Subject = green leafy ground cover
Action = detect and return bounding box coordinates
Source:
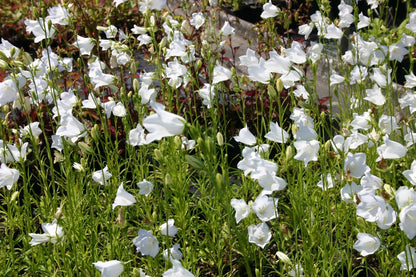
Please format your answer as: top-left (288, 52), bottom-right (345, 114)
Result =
top-left (1, 0), bottom-right (416, 276)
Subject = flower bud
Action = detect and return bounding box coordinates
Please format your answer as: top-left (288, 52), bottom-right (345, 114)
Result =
top-left (10, 191), bottom-right (19, 202)
top-left (285, 145), bottom-right (293, 160)
top-left (324, 140), bottom-right (331, 152)
top-left (195, 59), bottom-right (203, 72)
top-left (174, 136), bottom-right (182, 149)
top-left (154, 149), bottom-right (163, 161)
top-left (268, 84), bottom-right (277, 98)
top-left (165, 173), bottom-right (172, 185)
top-left (149, 15), bottom-right (156, 27)
top-left (133, 78), bottom-right (140, 94)
top-left (276, 251), bottom-right (292, 264)
top-left (78, 141), bottom-right (93, 154)
top-left (383, 184), bottom-right (395, 199)
top-left (216, 173), bottom-right (223, 187)
top-left (216, 132), bottom-right (224, 146)
top-left (91, 124), bottom-right (100, 141)
top-left (276, 78), bottom-right (284, 93)
top-left (291, 124), bottom-right (298, 136)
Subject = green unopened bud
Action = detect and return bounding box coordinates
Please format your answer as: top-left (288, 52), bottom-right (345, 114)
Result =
top-left (130, 61), bottom-right (137, 77)
top-left (0, 51), bottom-right (8, 62)
top-left (206, 136), bottom-right (213, 154)
top-left (11, 60), bottom-right (25, 68)
top-left (150, 15), bottom-right (156, 27)
top-left (91, 124), bottom-right (100, 141)
top-left (120, 87), bottom-right (126, 99)
top-left (291, 124), bottom-right (298, 136)
top-left (276, 251), bottom-right (292, 264)
top-left (159, 37), bottom-right (167, 49)
top-left (174, 136), bottom-right (182, 149)
top-left (127, 90), bottom-right (133, 98)
top-left (216, 173), bottom-right (223, 187)
top-left (195, 59), bottom-right (203, 72)
top-left (231, 67), bottom-right (236, 77)
top-left (47, 19), bottom-right (53, 33)
top-left (285, 145), bottom-right (293, 160)
top-left (276, 78), bottom-right (284, 93)
top-left (197, 137), bottom-right (204, 148)
top-left (216, 132), bottom-right (224, 146)
top-left (383, 184), bottom-right (395, 199)
top-left (165, 173), bottom-right (172, 185)
top-left (268, 84), bottom-right (277, 98)
top-left (154, 149), bottom-right (163, 161)
top-left (78, 141), bottom-right (93, 154)
top-left (133, 78), bottom-right (140, 94)
top-left (10, 191), bottom-right (19, 202)
top-left (324, 140), bottom-right (331, 152)
top-left (2, 104), bottom-right (9, 114)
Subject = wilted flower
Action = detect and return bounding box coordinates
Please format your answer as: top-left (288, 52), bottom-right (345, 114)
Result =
top-left (93, 260), bottom-right (124, 277)
top-left (248, 222), bottom-right (272, 248)
top-left (160, 219), bottom-right (178, 237)
top-left (112, 183), bottom-right (137, 209)
top-left (29, 219), bottom-right (64, 246)
top-left (92, 166), bottom-right (112, 185)
top-left (137, 179), bottom-right (154, 196)
top-left (230, 198), bottom-right (251, 224)
top-left (353, 233), bottom-right (380, 256)
top-left (133, 229), bottom-right (159, 257)
top-left (0, 164), bottom-right (20, 190)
